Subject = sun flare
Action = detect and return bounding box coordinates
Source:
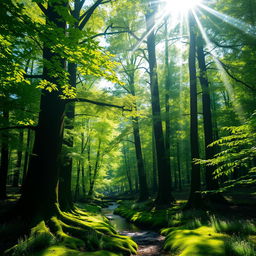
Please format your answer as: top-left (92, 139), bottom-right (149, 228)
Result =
top-left (164, 0), bottom-right (202, 12)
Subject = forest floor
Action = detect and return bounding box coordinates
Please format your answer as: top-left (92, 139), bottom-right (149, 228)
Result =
top-left (0, 186), bottom-right (256, 256)
top-left (114, 186), bottom-right (256, 256)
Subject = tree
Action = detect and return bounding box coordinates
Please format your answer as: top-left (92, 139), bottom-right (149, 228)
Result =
top-left (186, 11), bottom-right (202, 208)
top-left (145, 0), bottom-right (175, 205)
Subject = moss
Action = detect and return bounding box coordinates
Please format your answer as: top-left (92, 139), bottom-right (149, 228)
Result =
top-left (3, 204), bottom-right (137, 256)
top-left (33, 246), bottom-right (121, 256)
top-left (5, 221), bottom-right (57, 256)
top-left (210, 216), bottom-right (256, 235)
top-left (163, 226), bottom-right (227, 256)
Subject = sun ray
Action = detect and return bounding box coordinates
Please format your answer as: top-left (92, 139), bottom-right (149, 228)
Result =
top-left (192, 10), bottom-right (245, 121)
top-left (199, 4), bottom-right (256, 37)
top-left (131, 8), bottom-right (170, 55)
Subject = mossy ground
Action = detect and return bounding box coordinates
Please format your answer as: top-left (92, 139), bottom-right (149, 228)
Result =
top-left (115, 200), bottom-right (256, 256)
top-left (1, 203), bottom-right (137, 256)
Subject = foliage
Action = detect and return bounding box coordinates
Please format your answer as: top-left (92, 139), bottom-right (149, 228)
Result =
top-left (195, 112), bottom-right (256, 191)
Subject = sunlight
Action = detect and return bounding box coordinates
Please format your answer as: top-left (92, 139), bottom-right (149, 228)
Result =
top-left (199, 4), bottom-right (256, 37)
top-left (192, 10), bottom-right (246, 121)
top-left (164, 0), bottom-right (202, 12)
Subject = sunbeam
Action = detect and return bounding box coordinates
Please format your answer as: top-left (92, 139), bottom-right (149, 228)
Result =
top-left (199, 4), bottom-right (256, 37)
top-left (192, 10), bottom-right (246, 121)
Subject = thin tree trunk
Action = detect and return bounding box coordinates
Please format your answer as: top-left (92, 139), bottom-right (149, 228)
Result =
top-left (124, 147), bottom-right (133, 193)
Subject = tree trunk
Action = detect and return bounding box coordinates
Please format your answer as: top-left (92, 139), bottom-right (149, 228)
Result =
top-left (0, 109), bottom-right (9, 199)
top-left (129, 73), bottom-right (149, 201)
top-left (164, 18), bottom-right (173, 190)
top-left (197, 35), bottom-right (226, 204)
top-left (18, 0), bottom-right (67, 219)
top-left (187, 12), bottom-right (202, 207)
top-left (123, 147), bottom-right (133, 193)
top-left (145, 2), bottom-right (175, 205)
top-left (58, 0), bottom-right (80, 211)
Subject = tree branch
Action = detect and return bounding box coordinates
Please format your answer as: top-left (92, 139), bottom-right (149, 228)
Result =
top-left (37, 3), bottom-right (47, 15)
top-left (79, 0), bottom-right (111, 30)
top-left (67, 98), bottom-right (132, 111)
top-left (217, 59), bottom-right (256, 91)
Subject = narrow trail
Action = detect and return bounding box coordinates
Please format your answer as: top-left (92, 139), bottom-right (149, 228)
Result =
top-left (102, 203), bottom-right (170, 256)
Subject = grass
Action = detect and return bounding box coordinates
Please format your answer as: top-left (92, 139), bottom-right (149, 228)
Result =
top-left (225, 236), bottom-right (255, 256)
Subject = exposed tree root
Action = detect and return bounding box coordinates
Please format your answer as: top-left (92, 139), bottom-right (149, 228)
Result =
top-left (1, 206), bottom-right (138, 256)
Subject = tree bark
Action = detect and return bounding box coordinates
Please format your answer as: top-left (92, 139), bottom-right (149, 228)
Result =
top-left (145, 2), bottom-right (175, 205)
top-left (18, 0), bottom-right (67, 219)
top-left (187, 12), bottom-right (202, 208)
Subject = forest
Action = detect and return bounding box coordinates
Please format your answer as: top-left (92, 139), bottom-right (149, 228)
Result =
top-left (0, 0), bottom-right (256, 255)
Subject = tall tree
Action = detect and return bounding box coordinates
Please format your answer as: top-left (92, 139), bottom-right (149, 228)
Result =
top-left (186, 11), bottom-right (202, 207)
top-left (145, 0), bottom-right (175, 205)
top-left (18, 0), bottom-right (68, 218)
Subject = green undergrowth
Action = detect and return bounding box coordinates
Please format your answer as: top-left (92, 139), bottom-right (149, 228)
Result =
top-left (162, 209), bottom-right (256, 256)
top-left (114, 200), bottom-right (185, 229)
top-left (115, 200), bottom-right (256, 256)
top-left (2, 204), bottom-right (137, 256)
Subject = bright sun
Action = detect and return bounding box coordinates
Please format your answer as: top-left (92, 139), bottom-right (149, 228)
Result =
top-left (165, 0), bottom-right (202, 12)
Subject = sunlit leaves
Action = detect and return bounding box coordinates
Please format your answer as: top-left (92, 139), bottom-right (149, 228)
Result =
top-left (195, 114), bottom-right (256, 186)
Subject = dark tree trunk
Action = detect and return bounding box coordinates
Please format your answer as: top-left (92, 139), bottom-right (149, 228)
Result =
top-left (187, 12), bottom-right (202, 207)
top-left (145, 3), bottom-right (175, 205)
top-left (18, 0), bottom-right (67, 219)
top-left (197, 35), bottom-right (226, 204)
top-left (132, 115), bottom-right (149, 201)
top-left (13, 130), bottom-right (24, 187)
top-left (58, 0), bottom-right (81, 211)
top-left (129, 74), bottom-right (149, 201)
top-left (0, 109), bottom-right (9, 199)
